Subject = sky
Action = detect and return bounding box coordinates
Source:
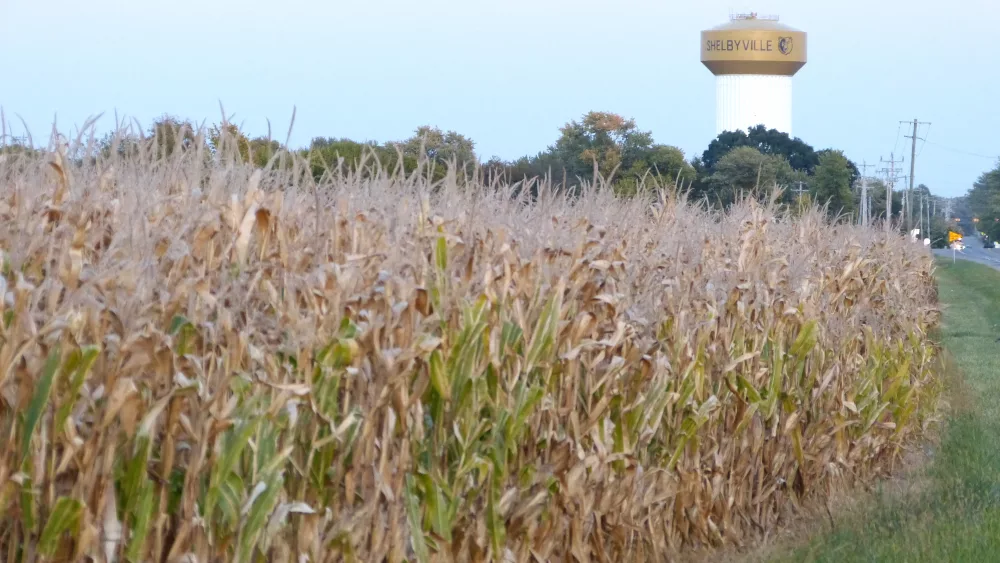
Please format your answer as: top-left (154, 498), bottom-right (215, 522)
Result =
top-left (2, 0), bottom-right (999, 198)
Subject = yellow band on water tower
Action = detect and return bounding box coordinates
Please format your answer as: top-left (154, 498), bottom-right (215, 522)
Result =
top-left (701, 30), bottom-right (807, 76)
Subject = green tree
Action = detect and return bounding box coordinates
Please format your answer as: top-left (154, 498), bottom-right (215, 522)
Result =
top-left (209, 123), bottom-right (252, 162)
top-left (701, 125), bottom-right (819, 173)
top-left (865, 178), bottom-right (904, 225)
top-left (396, 126), bottom-right (477, 178)
top-left (549, 111), bottom-right (654, 183)
top-left (967, 161), bottom-right (1000, 240)
top-left (817, 148), bottom-right (860, 191)
top-left (148, 115), bottom-right (204, 158)
top-left (204, 123), bottom-right (288, 169)
top-left (616, 145), bottom-right (698, 196)
top-left (811, 149), bottom-right (856, 218)
top-left (303, 137), bottom-right (402, 180)
top-left (705, 146), bottom-right (801, 206)
top-left (247, 137), bottom-right (283, 168)
top-left (483, 111), bottom-right (693, 196)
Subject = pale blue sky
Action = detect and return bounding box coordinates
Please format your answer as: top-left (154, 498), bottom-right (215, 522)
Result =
top-left (2, 0), bottom-right (998, 197)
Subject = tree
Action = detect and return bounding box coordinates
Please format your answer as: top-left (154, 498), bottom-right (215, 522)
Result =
top-left (811, 149), bottom-right (856, 218)
top-left (209, 123), bottom-right (252, 162)
top-left (638, 144), bottom-right (697, 183)
top-left (396, 126), bottom-right (477, 178)
top-left (483, 111), bottom-right (693, 196)
top-left (817, 148), bottom-right (860, 191)
top-left (704, 146), bottom-right (801, 206)
top-left (701, 125), bottom-right (819, 173)
top-left (303, 137), bottom-right (399, 180)
top-left (866, 178), bottom-right (903, 225)
top-left (199, 122), bottom-right (288, 169)
top-left (0, 136), bottom-right (38, 157)
top-left (967, 160), bottom-right (1000, 240)
top-left (148, 115), bottom-right (204, 158)
top-left (549, 111), bottom-right (654, 183)
top-left (616, 144), bottom-right (698, 196)
top-left (247, 137), bottom-right (283, 168)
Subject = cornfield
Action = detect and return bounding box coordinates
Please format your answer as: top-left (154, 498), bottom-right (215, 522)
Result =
top-left (0, 126), bottom-right (942, 562)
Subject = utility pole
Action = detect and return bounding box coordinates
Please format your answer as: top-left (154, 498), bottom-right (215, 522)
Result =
top-left (927, 194), bottom-right (933, 242)
top-left (793, 181), bottom-right (808, 203)
top-left (919, 193), bottom-right (925, 239)
top-left (879, 153), bottom-right (904, 232)
top-left (858, 160), bottom-right (876, 227)
top-left (861, 178), bottom-right (869, 227)
top-left (902, 118), bottom-right (931, 232)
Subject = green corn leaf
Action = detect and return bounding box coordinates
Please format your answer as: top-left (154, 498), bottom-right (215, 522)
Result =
top-left (734, 403), bottom-right (760, 435)
top-left (166, 467), bottom-right (186, 516)
top-left (168, 315), bottom-right (197, 356)
top-left (218, 472), bottom-right (245, 528)
top-left (121, 435), bottom-right (152, 517)
top-left (612, 409), bottom-right (626, 471)
top-left (255, 424), bottom-right (280, 476)
top-left (204, 418), bottom-right (261, 522)
top-left (500, 321), bottom-right (523, 356)
top-left (765, 340), bottom-right (785, 419)
top-left (676, 372), bottom-right (697, 411)
top-left (54, 345), bottom-right (100, 435)
top-left (788, 320), bottom-right (818, 361)
top-left (21, 474), bottom-right (36, 535)
top-left (309, 431), bottom-right (335, 492)
top-left (168, 314), bottom-right (190, 335)
top-left (737, 375), bottom-right (763, 404)
top-left (125, 482), bottom-right (156, 562)
top-left (38, 496), bottom-right (83, 558)
top-left (121, 394), bottom-right (171, 518)
top-left (485, 362), bottom-right (499, 401)
top-left (509, 384), bottom-right (544, 448)
top-left (435, 233), bottom-right (448, 273)
top-left (404, 474), bottom-right (430, 563)
top-left (338, 317), bottom-right (359, 339)
top-left (314, 368), bottom-right (342, 422)
top-left (491, 410), bottom-right (510, 472)
top-left (666, 434), bottom-right (689, 472)
top-left (429, 349), bottom-right (450, 401)
top-left (883, 359), bottom-right (911, 403)
top-left (525, 288), bottom-right (562, 371)
top-left (238, 475), bottom-right (284, 563)
top-left (486, 471), bottom-right (506, 560)
top-left (331, 339), bottom-right (356, 369)
top-left (419, 473), bottom-right (453, 542)
top-left (21, 346), bottom-right (62, 464)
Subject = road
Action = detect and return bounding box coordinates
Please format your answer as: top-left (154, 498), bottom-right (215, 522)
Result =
top-left (932, 243), bottom-right (1000, 270)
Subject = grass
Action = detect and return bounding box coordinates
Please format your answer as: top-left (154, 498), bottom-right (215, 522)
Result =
top-left (774, 258), bottom-right (1000, 562)
top-left (0, 125), bottom-right (945, 561)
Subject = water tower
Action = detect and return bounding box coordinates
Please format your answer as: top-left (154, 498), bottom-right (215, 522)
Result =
top-left (701, 13), bottom-right (807, 136)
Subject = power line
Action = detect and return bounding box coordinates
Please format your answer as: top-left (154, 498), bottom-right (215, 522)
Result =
top-left (922, 139), bottom-right (999, 160)
top-left (917, 123), bottom-right (931, 158)
top-left (892, 122), bottom-right (903, 157)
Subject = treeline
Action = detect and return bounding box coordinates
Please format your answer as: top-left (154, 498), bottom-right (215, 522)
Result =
top-left (966, 160), bottom-right (1000, 242)
top-left (1, 110), bottom-right (949, 230)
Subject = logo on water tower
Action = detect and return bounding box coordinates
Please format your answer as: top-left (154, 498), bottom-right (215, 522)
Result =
top-left (778, 36), bottom-right (794, 55)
